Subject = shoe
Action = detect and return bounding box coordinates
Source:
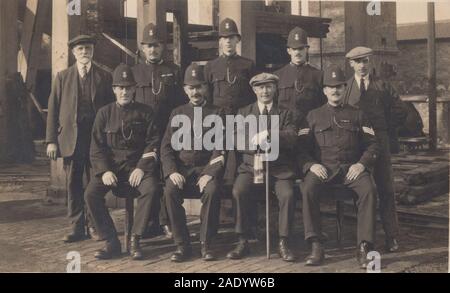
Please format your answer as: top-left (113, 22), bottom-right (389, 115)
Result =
top-left (163, 225), bottom-right (173, 239)
top-left (305, 241), bottom-right (324, 266)
top-left (227, 241), bottom-right (250, 260)
top-left (279, 238), bottom-right (296, 262)
top-left (130, 235), bottom-right (143, 260)
top-left (201, 242), bottom-right (217, 261)
top-left (170, 244), bottom-right (192, 262)
top-left (63, 232), bottom-right (87, 243)
top-left (94, 239), bottom-right (122, 260)
top-left (356, 241), bottom-right (373, 269)
top-left (88, 227), bottom-right (104, 241)
top-left (385, 237), bottom-right (399, 253)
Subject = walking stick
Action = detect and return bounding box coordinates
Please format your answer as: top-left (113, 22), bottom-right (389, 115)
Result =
top-left (265, 149), bottom-right (270, 259)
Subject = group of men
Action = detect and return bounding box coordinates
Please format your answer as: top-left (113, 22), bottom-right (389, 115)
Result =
top-left (46, 17), bottom-right (405, 269)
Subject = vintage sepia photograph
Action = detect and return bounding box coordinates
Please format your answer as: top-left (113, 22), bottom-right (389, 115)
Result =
top-left (0, 0), bottom-right (449, 277)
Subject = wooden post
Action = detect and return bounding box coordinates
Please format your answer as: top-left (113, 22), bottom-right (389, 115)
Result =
top-left (172, 0), bottom-right (189, 71)
top-left (0, 0), bottom-right (19, 162)
top-left (427, 3), bottom-right (437, 151)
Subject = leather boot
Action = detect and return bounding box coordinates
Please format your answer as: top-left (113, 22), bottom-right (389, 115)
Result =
top-left (170, 244), bottom-right (192, 262)
top-left (130, 235), bottom-right (143, 260)
top-left (305, 241), bottom-right (325, 266)
top-left (227, 241), bottom-right (250, 260)
top-left (201, 242), bottom-right (217, 261)
top-left (94, 238), bottom-right (122, 260)
top-left (279, 238), bottom-right (296, 262)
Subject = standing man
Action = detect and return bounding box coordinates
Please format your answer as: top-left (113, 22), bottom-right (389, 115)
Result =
top-left (133, 23), bottom-right (185, 238)
top-left (161, 63), bottom-right (225, 262)
top-left (344, 47), bottom-right (407, 252)
top-left (204, 17), bottom-right (256, 187)
top-left (274, 27), bottom-right (327, 128)
top-left (299, 65), bottom-right (380, 268)
top-left (226, 73), bottom-right (298, 262)
top-left (46, 35), bottom-right (114, 243)
top-left (85, 64), bottom-right (161, 260)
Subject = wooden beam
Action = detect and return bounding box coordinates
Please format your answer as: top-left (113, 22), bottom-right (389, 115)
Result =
top-left (427, 3), bottom-right (437, 151)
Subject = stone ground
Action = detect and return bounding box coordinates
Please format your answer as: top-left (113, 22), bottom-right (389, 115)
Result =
top-left (0, 158), bottom-right (448, 273)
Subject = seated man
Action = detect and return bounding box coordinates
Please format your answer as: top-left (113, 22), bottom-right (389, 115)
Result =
top-left (298, 65), bottom-right (380, 269)
top-left (85, 64), bottom-right (161, 260)
top-left (161, 63), bottom-right (225, 262)
top-left (227, 73), bottom-right (298, 262)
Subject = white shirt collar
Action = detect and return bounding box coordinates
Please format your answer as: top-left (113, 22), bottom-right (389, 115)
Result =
top-left (355, 73), bottom-right (370, 90)
top-left (77, 62), bottom-right (92, 77)
top-left (257, 101), bottom-right (273, 114)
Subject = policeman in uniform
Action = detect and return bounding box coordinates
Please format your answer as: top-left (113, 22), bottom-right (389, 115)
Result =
top-left (204, 18), bottom-right (256, 187)
top-left (133, 23), bottom-right (185, 238)
top-left (161, 63), bottom-right (225, 262)
top-left (344, 47), bottom-right (407, 252)
top-left (85, 64), bottom-right (161, 260)
top-left (274, 27), bottom-right (327, 128)
top-left (46, 34), bottom-right (114, 243)
top-left (298, 65), bottom-right (380, 268)
top-left (226, 73), bottom-right (298, 262)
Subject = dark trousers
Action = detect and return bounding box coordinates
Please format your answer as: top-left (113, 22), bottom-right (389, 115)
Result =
top-left (232, 172), bottom-right (296, 239)
top-left (374, 131), bottom-right (399, 238)
top-left (164, 172), bottom-right (221, 245)
top-left (300, 171), bottom-right (377, 244)
top-left (63, 126), bottom-right (92, 234)
top-left (84, 174), bottom-right (160, 241)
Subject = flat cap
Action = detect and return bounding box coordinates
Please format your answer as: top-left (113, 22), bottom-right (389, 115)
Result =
top-left (323, 64), bottom-right (346, 87)
top-left (184, 63), bottom-right (206, 86)
top-left (68, 34), bottom-right (96, 49)
top-left (249, 72), bottom-right (279, 87)
top-left (345, 46), bottom-right (373, 60)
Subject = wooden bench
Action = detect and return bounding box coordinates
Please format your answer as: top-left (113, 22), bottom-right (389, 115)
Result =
top-left (398, 136), bottom-right (429, 152)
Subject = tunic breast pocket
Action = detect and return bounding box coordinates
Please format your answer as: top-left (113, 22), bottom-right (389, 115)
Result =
top-left (160, 74), bottom-right (175, 93)
top-left (314, 124), bottom-right (333, 147)
top-left (340, 124), bottom-right (359, 148)
top-left (212, 71), bottom-right (227, 98)
top-left (104, 127), bottom-right (120, 148)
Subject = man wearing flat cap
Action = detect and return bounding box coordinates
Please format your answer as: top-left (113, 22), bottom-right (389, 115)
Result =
top-left (274, 27), bottom-right (327, 129)
top-left (344, 46), bottom-right (407, 252)
top-left (132, 22), bottom-right (185, 240)
top-left (161, 63), bottom-right (225, 262)
top-left (204, 17), bottom-right (257, 189)
top-left (298, 65), bottom-right (380, 268)
top-left (85, 64), bottom-right (161, 260)
top-left (227, 73), bottom-right (298, 262)
top-left (46, 34), bottom-right (114, 243)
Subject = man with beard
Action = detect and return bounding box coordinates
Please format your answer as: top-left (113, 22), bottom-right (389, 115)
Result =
top-left (298, 65), bottom-right (379, 269)
top-left (46, 35), bottom-right (114, 243)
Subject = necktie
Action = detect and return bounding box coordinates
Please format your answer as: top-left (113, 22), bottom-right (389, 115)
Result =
top-left (81, 66), bottom-right (88, 81)
top-left (360, 78), bottom-right (366, 96)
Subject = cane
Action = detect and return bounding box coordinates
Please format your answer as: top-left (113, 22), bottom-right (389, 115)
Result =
top-left (265, 148), bottom-right (270, 259)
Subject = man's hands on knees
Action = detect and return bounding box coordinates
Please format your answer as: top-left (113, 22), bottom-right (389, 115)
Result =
top-left (197, 175), bottom-right (212, 193)
top-left (102, 171), bottom-right (118, 187)
top-left (46, 143), bottom-right (58, 161)
top-left (129, 168), bottom-right (144, 187)
top-left (346, 163), bottom-right (365, 181)
top-left (169, 172), bottom-right (185, 189)
top-left (310, 164), bottom-right (328, 180)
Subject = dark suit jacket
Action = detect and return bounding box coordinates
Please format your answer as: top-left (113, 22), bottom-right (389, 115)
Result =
top-left (235, 102), bottom-right (298, 180)
top-left (46, 64), bottom-right (114, 158)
